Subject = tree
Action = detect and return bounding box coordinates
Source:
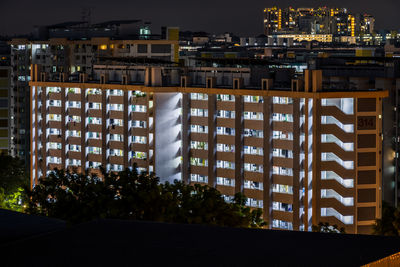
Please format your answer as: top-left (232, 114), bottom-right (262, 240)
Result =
top-left (0, 154), bottom-right (27, 193)
top-left (312, 222), bottom-right (346, 234)
top-left (27, 167), bottom-right (266, 228)
top-left (373, 202), bottom-right (400, 236)
top-left (0, 154), bottom-right (28, 212)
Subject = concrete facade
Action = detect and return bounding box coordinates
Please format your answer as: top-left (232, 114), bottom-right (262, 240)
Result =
top-left (29, 65), bottom-right (388, 234)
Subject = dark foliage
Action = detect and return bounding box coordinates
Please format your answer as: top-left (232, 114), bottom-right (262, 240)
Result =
top-left (0, 154), bottom-right (27, 193)
top-left (373, 202), bottom-right (400, 236)
top-left (312, 222), bottom-right (346, 234)
top-left (26, 167), bottom-right (266, 228)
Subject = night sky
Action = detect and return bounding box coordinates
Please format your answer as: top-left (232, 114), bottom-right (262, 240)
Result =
top-left (0, 0), bottom-right (399, 36)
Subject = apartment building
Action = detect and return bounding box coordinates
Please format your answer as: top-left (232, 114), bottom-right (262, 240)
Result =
top-left (9, 33), bottom-right (178, 166)
top-left (0, 66), bottom-right (10, 155)
top-left (263, 6), bottom-right (374, 38)
top-left (29, 63), bottom-right (387, 234)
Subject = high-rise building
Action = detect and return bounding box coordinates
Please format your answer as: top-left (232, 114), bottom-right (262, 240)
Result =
top-left (29, 64), bottom-right (388, 234)
top-left (0, 66), bottom-right (10, 155)
top-left (0, 41), bottom-right (11, 155)
top-left (9, 25), bottom-right (179, 167)
top-left (263, 6), bottom-right (374, 39)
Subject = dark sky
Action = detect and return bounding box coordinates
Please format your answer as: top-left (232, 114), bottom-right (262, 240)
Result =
top-left (1, 0), bottom-right (399, 36)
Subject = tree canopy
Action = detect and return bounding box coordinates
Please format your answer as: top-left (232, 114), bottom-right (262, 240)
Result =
top-left (312, 222), bottom-right (346, 234)
top-left (0, 154), bottom-right (28, 212)
top-left (0, 154), bottom-right (27, 193)
top-left (27, 167), bottom-right (266, 228)
top-left (373, 202), bottom-right (400, 236)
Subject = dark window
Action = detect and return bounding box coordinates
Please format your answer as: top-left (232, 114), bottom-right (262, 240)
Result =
top-left (0, 99), bottom-right (8, 108)
top-left (358, 189), bottom-right (376, 203)
top-left (357, 98), bottom-right (376, 112)
top-left (358, 170), bottom-right (376, 185)
top-left (0, 69), bottom-right (8, 77)
top-left (151, 44), bottom-right (171, 53)
top-left (137, 44), bottom-right (148, 53)
top-left (358, 152), bottom-right (376, 167)
top-left (358, 134), bottom-right (376, 148)
top-left (358, 207), bottom-right (376, 221)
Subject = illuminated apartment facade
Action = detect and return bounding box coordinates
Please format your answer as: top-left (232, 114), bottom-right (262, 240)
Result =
top-left (29, 65), bottom-right (387, 234)
top-left (9, 35), bottom-right (178, 166)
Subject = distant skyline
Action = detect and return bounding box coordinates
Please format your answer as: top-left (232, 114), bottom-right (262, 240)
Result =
top-left (0, 0), bottom-right (399, 36)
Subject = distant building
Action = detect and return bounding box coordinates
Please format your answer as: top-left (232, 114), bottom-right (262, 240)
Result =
top-left (0, 41), bottom-right (11, 156)
top-left (263, 7), bottom-right (375, 41)
top-left (0, 65), bottom-right (10, 155)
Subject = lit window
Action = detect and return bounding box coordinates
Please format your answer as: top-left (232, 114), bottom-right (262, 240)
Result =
top-left (191, 141), bottom-right (208, 150)
top-left (47, 87), bottom-right (61, 94)
top-left (217, 110), bottom-right (235, 119)
top-left (108, 104), bottom-right (123, 111)
top-left (47, 142), bottom-right (61, 150)
top-left (244, 129), bottom-right (263, 138)
top-left (216, 127), bottom-right (235, 136)
top-left (68, 144), bottom-right (81, 152)
top-left (190, 174), bottom-right (208, 183)
top-left (243, 146), bottom-right (263, 155)
top-left (216, 160), bottom-right (235, 170)
top-left (87, 117), bottom-right (102, 125)
top-left (244, 180), bottom-right (263, 190)
top-left (131, 151), bottom-right (146, 159)
top-left (190, 93), bottom-right (208, 100)
top-left (131, 120), bottom-right (146, 128)
top-left (67, 101), bottom-right (81, 108)
top-left (67, 130), bottom-right (81, 138)
top-left (272, 184), bottom-right (293, 194)
top-left (108, 89), bottom-right (124, 96)
top-left (88, 102), bottom-right (102, 109)
top-left (87, 132), bottom-right (101, 140)
top-left (217, 143), bottom-right (235, 152)
top-left (88, 147), bottom-right (102, 155)
top-left (67, 116), bottom-right (81, 123)
top-left (217, 177), bottom-right (235, 187)
top-left (109, 119), bottom-right (123, 127)
top-left (244, 95), bottom-right (263, 103)
top-left (47, 156), bottom-right (61, 164)
top-left (47, 114), bottom-right (62, 122)
top-left (86, 88), bottom-right (102, 95)
top-left (67, 88), bottom-right (81, 94)
top-left (132, 136), bottom-right (147, 144)
top-left (217, 94), bottom-right (235, 101)
top-left (110, 134), bottom-right (123, 142)
top-left (191, 108), bottom-right (208, 117)
top-left (190, 157), bottom-right (208, 167)
top-left (88, 161), bottom-right (101, 169)
top-left (243, 112), bottom-right (263, 120)
top-left (244, 163), bottom-right (263, 173)
top-left (130, 105), bottom-right (146, 113)
top-left (191, 124), bottom-right (208, 133)
top-left (48, 100), bottom-right (62, 107)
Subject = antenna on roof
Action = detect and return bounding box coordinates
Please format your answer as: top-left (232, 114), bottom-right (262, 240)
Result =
top-left (81, 7), bottom-right (93, 26)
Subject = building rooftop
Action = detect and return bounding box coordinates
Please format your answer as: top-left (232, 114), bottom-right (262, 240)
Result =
top-left (91, 20), bottom-right (142, 28)
top-left (46, 21), bottom-right (88, 29)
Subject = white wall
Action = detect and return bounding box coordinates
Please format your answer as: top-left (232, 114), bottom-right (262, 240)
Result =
top-left (154, 93), bottom-right (182, 183)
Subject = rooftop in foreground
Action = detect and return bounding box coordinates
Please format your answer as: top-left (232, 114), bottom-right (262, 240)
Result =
top-left (1, 211), bottom-right (399, 266)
